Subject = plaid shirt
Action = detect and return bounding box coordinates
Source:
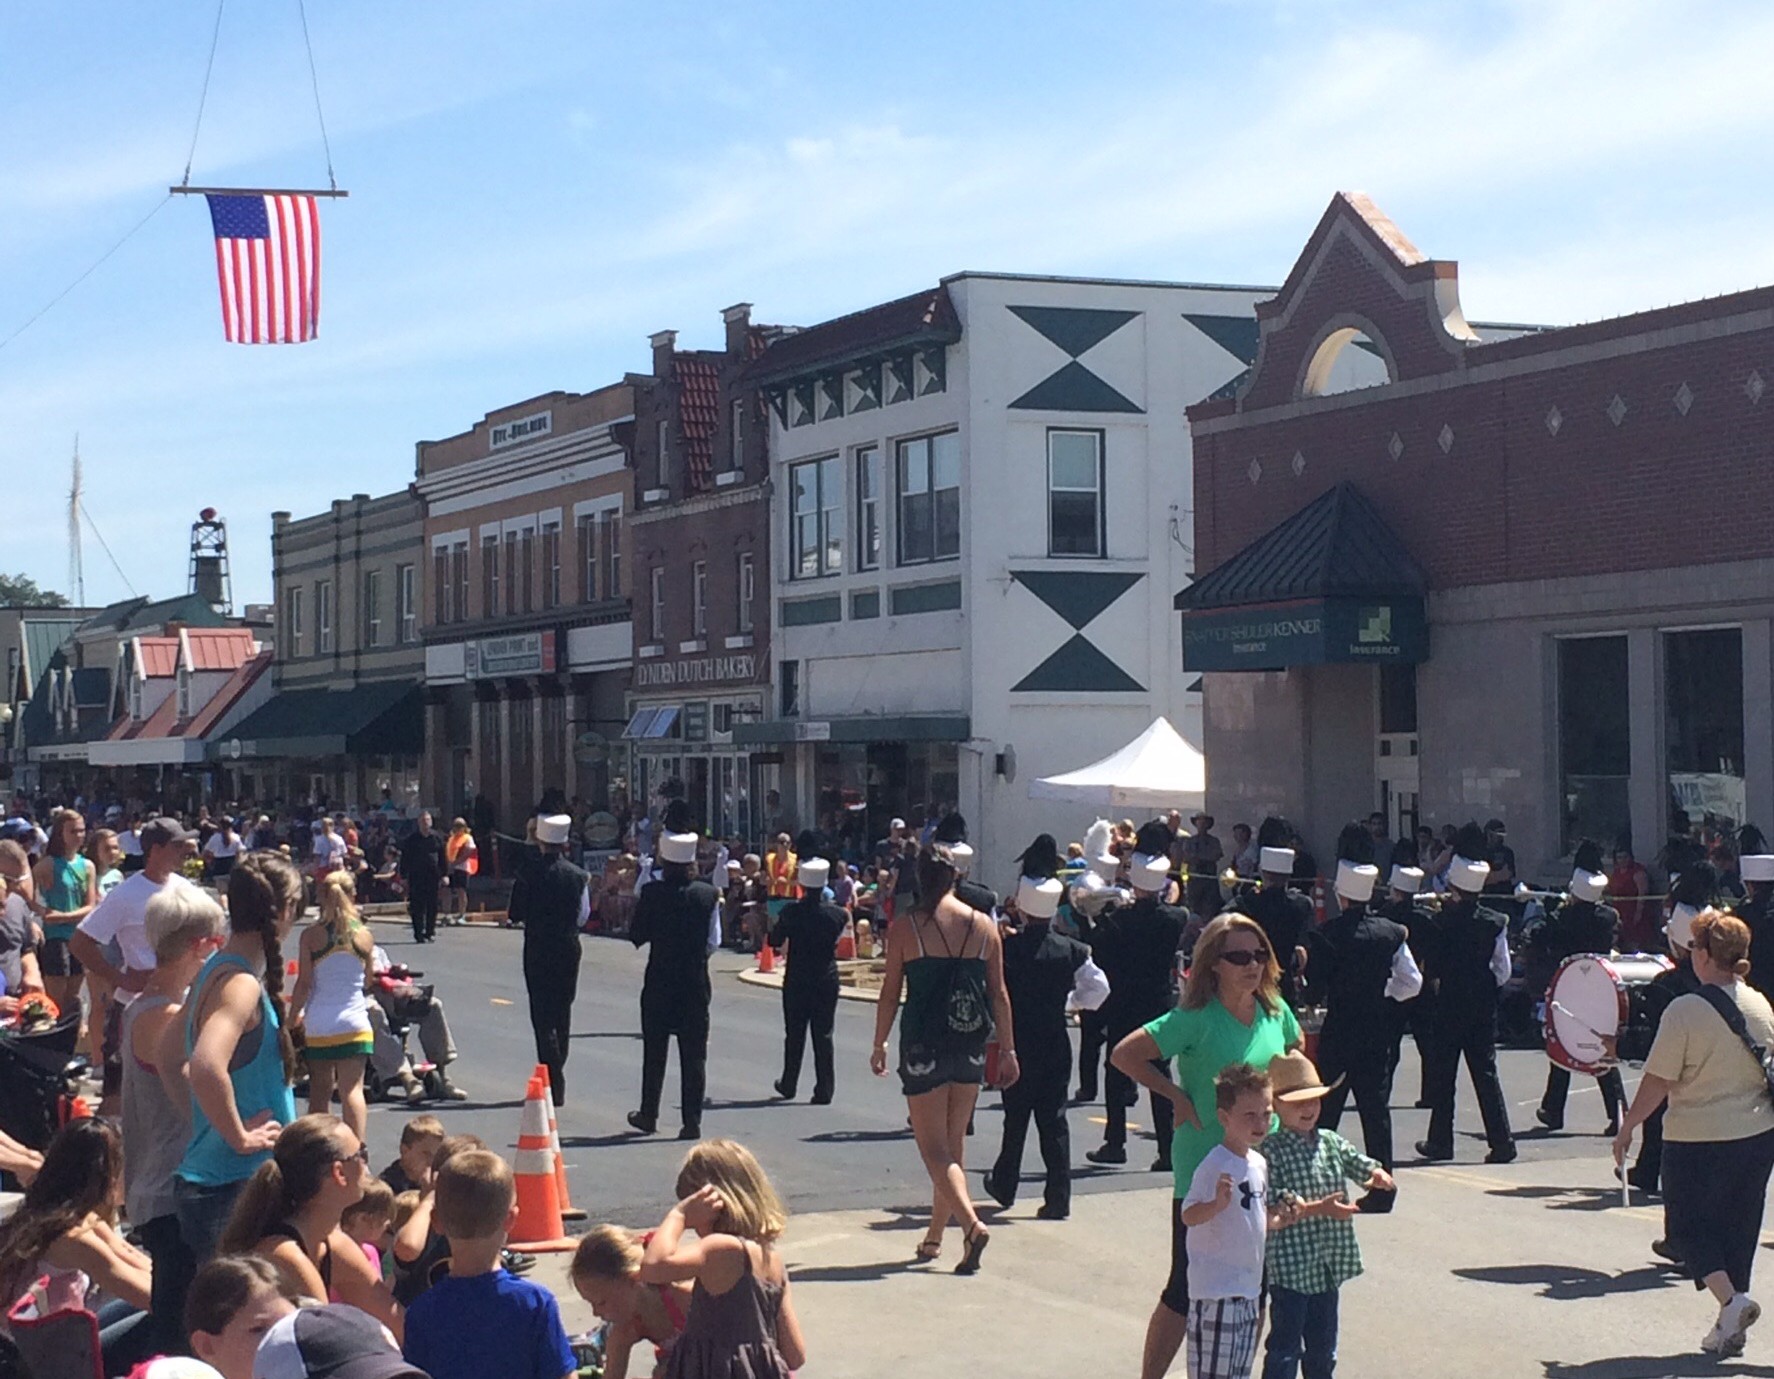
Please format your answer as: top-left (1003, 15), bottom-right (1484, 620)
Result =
top-left (1259, 1127), bottom-right (1378, 1293)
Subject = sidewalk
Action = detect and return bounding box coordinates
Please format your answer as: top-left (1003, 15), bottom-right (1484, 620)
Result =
top-left (537, 1152), bottom-right (1774, 1377)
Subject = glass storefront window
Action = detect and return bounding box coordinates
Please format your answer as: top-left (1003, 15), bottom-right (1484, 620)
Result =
top-left (1559, 636), bottom-right (1630, 852)
top-left (811, 741), bottom-right (961, 862)
top-left (1665, 627), bottom-right (1745, 841)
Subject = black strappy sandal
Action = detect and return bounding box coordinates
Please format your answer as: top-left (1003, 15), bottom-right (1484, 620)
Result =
top-left (915, 1236), bottom-right (943, 1262)
top-left (956, 1223), bottom-right (990, 1275)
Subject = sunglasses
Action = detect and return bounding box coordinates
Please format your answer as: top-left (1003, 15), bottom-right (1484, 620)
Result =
top-left (1218, 948), bottom-right (1269, 967)
top-left (336, 1145), bottom-right (370, 1165)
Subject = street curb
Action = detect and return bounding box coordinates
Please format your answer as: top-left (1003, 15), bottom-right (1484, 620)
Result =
top-left (735, 966), bottom-right (888, 1005)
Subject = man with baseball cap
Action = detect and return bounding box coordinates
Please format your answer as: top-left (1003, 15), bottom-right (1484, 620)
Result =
top-left (254, 1302), bottom-right (423, 1379)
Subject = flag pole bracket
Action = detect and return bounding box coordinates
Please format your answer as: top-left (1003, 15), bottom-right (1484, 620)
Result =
top-left (170, 186), bottom-right (348, 198)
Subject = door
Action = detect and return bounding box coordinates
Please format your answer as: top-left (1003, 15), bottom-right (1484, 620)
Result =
top-left (1376, 665), bottom-right (1420, 846)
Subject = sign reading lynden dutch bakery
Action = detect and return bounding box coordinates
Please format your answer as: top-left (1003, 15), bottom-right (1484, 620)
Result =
top-left (1181, 598), bottom-right (1428, 672)
top-left (634, 653), bottom-right (758, 689)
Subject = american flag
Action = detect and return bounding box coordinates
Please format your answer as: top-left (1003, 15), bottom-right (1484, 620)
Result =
top-left (205, 193), bottom-right (321, 344)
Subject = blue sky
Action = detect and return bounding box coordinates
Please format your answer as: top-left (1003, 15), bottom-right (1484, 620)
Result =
top-left (4, 0), bottom-right (1772, 609)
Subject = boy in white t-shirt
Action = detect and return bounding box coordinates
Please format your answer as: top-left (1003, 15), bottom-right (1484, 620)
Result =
top-left (1180, 1063), bottom-right (1300, 1379)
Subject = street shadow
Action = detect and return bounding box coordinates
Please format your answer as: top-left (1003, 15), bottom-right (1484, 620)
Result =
top-left (559, 1132), bottom-right (680, 1149)
top-left (867, 1208), bottom-right (945, 1232)
top-left (570, 1030), bottom-right (643, 1040)
top-left (436, 1098), bottom-right (523, 1114)
top-left (803, 1128), bottom-right (914, 1144)
top-left (1544, 1356), bottom-right (1774, 1378)
top-left (703, 1097), bottom-right (785, 1111)
top-left (1487, 1185), bottom-right (1635, 1213)
top-left (1453, 1263), bottom-right (1677, 1301)
top-left (787, 1259), bottom-right (916, 1283)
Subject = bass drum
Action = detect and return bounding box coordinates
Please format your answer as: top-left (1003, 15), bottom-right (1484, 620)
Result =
top-left (1544, 952), bottom-right (1672, 1075)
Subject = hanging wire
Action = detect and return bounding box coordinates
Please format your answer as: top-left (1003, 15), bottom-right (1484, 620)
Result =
top-left (296, 0), bottom-right (337, 192)
top-left (182, 0), bottom-right (228, 187)
top-left (0, 195), bottom-right (173, 356)
top-left (78, 499), bottom-right (139, 596)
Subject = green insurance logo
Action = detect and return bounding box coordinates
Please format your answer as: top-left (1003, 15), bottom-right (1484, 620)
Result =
top-left (1357, 606), bottom-right (1392, 645)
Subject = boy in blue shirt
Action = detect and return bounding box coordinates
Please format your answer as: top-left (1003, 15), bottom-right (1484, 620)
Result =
top-left (403, 1149), bottom-right (576, 1379)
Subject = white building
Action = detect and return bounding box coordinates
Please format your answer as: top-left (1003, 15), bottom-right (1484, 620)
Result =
top-left (735, 271), bottom-right (1348, 883)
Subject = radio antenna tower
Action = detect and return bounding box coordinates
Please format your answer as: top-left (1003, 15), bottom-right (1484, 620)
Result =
top-left (189, 508), bottom-right (232, 614)
top-left (68, 437), bottom-right (86, 605)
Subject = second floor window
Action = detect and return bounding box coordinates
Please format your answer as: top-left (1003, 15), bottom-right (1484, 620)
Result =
top-left (364, 569), bottom-right (382, 646)
top-left (542, 524), bottom-right (561, 609)
top-left (737, 552), bottom-right (754, 633)
top-left (731, 399), bottom-right (745, 471)
top-left (503, 532), bottom-right (519, 615)
top-left (657, 419), bottom-right (671, 489)
top-left (692, 560), bottom-right (707, 638)
top-left (602, 510), bottom-right (623, 597)
top-left (856, 444), bottom-right (881, 571)
top-left (315, 580), bottom-right (334, 654)
top-left (482, 535), bottom-right (499, 618)
top-left (397, 564), bottom-right (416, 643)
top-left (1048, 429), bottom-right (1105, 557)
top-left (287, 585), bottom-right (305, 656)
top-left (650, 567), bottom-right (665, 642)
top-left (519, 529), bottom-right (536, 613)
top-left (790, 455), bottom-right (843, 578)
top-left (896, 430), bottom-right (960, 565)
top-left (578, 515), bottom-right (597, 602)
top-left (432, 546), bottom-right (450, 624)
top-left (450, 542), bottom-right (468, 626)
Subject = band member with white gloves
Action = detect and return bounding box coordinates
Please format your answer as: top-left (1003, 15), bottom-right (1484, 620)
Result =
top-left (628, 830), bottom-right (721, 1140)
top-left (1537, 856), bottom-right (1626, 1135)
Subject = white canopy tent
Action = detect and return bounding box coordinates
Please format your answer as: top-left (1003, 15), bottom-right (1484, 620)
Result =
top-left (1026, 716), bottom-right (1207, 813)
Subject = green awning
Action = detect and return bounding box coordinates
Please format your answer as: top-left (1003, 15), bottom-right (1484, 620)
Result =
top-left (218, 681), bottom-right (423, 760)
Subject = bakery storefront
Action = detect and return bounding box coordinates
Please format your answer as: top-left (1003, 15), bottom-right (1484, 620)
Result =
top-left (625, 648), bottom-right (771, 845)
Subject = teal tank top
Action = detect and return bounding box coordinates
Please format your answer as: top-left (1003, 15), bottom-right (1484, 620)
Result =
top-left (177, 951), bottom-right (297, 1186)
top-left (42, 856), bottom-right (91, 941)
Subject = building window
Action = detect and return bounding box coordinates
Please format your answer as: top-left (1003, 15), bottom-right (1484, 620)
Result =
top-left (519, 529), bottom-right (536, 613)
top-left (481, 535), bottom-right (499, 618)
top-left (397, 564), bottom-right (416, 643)
top-left (657, 419), bottom-right (672, 489)
top-left (177, 668), bottom-right (192, 719)
top-left (896, 430), bottom-right (960, 565)
top-left (1558, 637), bottom-right (1629, 852)
top-left (1048, 429), bottom-right (1105, 557)
top-left (431, 546), bottom-right (449, 625)
top-left (541, 523), bottom-right (561, 609)
top-left (510, 696), bottom-right (534, 771)
top-left (450, 542), bottom-right (468, 627)
top-left (731, 399), bottom-right (745, 471)
top-left (315, 580), bottom-right (334, 654)
top-left (541, 694), bottom-right (566, 770)
top-left (692, 561), bottom-right (708, 638)
top-left (790, 456), bottom-right (843, 578)
top-left (286, 585), bottom-right (305, 655)
top-left (781, 660), bottom-right (800, 717)
top-left (650, 567), bottom-right (665, 643)
top-left (1665, 627), bottom-right (1745, 842)
top-left (856, 444), bottom-right (881, 571)
top-left (364, 569), bottom-right (382, 647)
top-left (577, 515), bottom-right (597, 603)
top-left (602, 510), bottom-right (622, 597)
top-left (503, 532), bottom-right (519, 615)
top-left (737, 551), bottom-right (754, 633)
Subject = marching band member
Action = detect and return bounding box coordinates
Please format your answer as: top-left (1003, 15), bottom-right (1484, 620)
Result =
top-left (628, 830), bottom-right (721, 1140)
top-left (1071, 821), bottom-right (1126, 1106)
top-left (1240, 843), bottom-right (1314, 1010)
top-left (1536, 853), bottom-right (1626, 1135)
top-left (770, 857), bottom-right (848, 1105)
top-left (1381, 865), bottom-right (1435, 1107)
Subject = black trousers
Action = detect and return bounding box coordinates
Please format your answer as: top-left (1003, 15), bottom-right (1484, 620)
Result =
top-left (409, 881), bottom-right (439, 942)
top-left (1389, 993), bottom-right (1436, 1102)
top-left (1317, 1038), bottom-right (1396, 1168)
top-left (1076, 1008), bottom-right (1108, 1100)
top-left (1424, 1016), bottom-right (1514, 1153)
top-left (1540, 1064), bottom-right (1625, 1128)
top-left (640, 991), bottom-right (709, 1129)
top-left (1105, 1044), bottom-right (1175, 1160)
top-left (140, 1212), bottom-right (193, 1354)
top-left (990, 1067), bottom-right (1071, 1213)
top-left (1634, 1103), bottom-right (1667, 1186)
top-left (779, 975), bottom-right (838, 1099)
top-left (524, 941), bottom-right (581, 1105)
top-left (1663, 1128), bottom-right (1774, 1293)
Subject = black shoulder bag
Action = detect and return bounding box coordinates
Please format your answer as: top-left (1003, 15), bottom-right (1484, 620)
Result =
top-left (1694, 985), bottom-right (1774, 1101)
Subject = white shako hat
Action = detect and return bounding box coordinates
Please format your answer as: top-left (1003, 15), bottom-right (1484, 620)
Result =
top-left (1744, 855), bottom-right (1774, 884)
top-left (1569, 869), bottom-right (1608, 904)
top-left (1016, 876), bottom-right (1063, 920)
top-left (798, 858), bottom-right (831, 890)
top-left (659, 831), bottom-right (699, 865)
top-left (947, 842), bottom-right (974, 875)
top-left (1667, 903), bottom-right (1700, 949)
top-left (1083, 820), bottom-right (1118, 882)
top-left (1335, 861), bottom-right (1379, 904)
top-left (536, 814), bottom-right (571, 846)
top-left (1260, 846), bottom-right (1295, 875)
top-left (1389, 865), bottom-right (1425, 895)
top-left (1130, 853), bottom-right (1170, 893)
top-left (1447, 855), bottom-right (1490, 894)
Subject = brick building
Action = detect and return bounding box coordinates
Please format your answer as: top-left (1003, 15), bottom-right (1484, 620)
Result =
top-left (1181, 192), bottom-right (1774, 878)
top-left (624, 305), bottom-right (781, 844)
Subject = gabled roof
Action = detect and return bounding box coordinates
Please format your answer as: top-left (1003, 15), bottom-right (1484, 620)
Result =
top-left (21, 618), bottom-right (79, 691)
top-left (183, 627), bottom-right (258, 672)
top-left (82, 593), bottom-right (230, 638)
top-left (738, 285), bottom-right (959, 387)
top-left (1176, 482), bottom-right (1426, 611)
top-left (134, 636), bottom-right (180, 679)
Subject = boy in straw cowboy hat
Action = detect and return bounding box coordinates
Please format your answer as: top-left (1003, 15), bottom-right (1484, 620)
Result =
top-left (1258, 1050), bottom-right (1395, 1379)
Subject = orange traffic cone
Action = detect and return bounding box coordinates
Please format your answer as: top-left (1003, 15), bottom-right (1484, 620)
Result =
top-left (533, 1065), bottom-right (587, 1222)
top-left (509, 1076), bottom-right (574, 1252)
top-left (757, 943), bottom-right (776, 974)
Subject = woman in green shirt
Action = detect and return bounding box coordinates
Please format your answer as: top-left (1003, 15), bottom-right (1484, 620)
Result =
top-left (1110, 912), bottom-right (1301, 1379)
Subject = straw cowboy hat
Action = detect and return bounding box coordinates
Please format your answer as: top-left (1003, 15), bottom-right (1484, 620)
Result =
top-left (1267, 1049), bottom-right (1344, 1103)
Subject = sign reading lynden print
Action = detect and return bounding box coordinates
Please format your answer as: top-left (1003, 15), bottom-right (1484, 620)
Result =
top-left (634, 652), bottom-right (758, 689)
top-left (1181, 598), bottom-right (1428, 672)
top-left (466, 630), bottom-right (556, 679)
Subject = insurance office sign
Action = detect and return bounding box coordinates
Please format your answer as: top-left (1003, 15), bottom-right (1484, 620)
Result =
top-left (1181, 598), bottom-right (1427, 672)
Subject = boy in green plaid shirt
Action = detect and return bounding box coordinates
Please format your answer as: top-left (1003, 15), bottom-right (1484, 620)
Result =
top-left (1259, 1051), bottom-right (1395, 1379)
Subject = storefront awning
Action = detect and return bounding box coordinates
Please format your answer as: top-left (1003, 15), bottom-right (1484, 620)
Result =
top-left (732, 715), bottom-right (970, 746)
top-left (1175, 482), bottom-right (1428, 671)
top-left (217, 681), bottom-right (423, 760)
top-left (623, 705), bottom-right (680, 740)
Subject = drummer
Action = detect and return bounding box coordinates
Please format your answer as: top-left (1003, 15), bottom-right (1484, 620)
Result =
top-left (1536, 849), bottom-right (1626, 1136)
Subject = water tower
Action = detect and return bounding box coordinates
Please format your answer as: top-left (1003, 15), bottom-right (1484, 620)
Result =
top-left (189, 508), bottom-right (233, 614)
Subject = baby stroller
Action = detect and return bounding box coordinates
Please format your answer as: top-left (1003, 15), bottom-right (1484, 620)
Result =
top-left (0, 1010), bottom-right (89, 1152)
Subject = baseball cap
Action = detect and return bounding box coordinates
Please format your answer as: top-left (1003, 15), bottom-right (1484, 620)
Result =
top-left (141, 817), bottom-right (197, 850)
top-left (253, 1305), bottom-right (425, 1379)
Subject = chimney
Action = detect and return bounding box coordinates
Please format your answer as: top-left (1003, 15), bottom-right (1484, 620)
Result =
top-left (650, 329), bottom-right (678, 378)
top-left (722, 302), bottom-right (752, 357)
top-left (271, 511), bottom-right (291, 529)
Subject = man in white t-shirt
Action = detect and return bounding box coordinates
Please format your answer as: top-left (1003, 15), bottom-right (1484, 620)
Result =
top-left (70, 817), bottom-right (197, 1110)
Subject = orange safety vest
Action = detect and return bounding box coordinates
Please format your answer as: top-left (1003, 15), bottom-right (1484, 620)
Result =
top-left (766, 849), bottom-right (800, 899)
